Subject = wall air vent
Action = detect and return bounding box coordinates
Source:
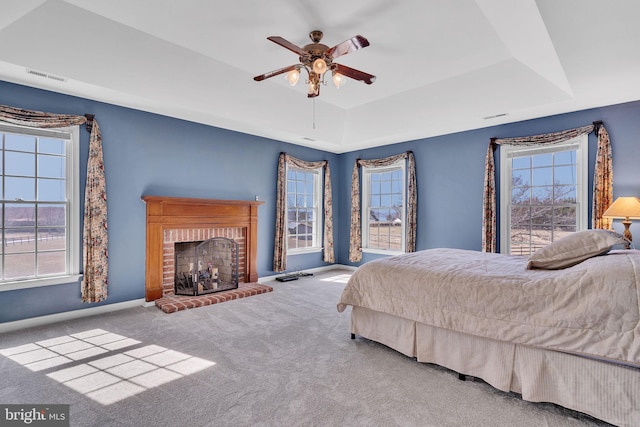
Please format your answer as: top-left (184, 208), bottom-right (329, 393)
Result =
top-left (26, 68), bottom-right (67, 83)
top-left (483, 113), bottom-right (509, 120)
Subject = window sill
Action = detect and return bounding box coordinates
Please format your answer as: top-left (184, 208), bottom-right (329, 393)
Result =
top-left (288, 247), bottom-right (323, 255)
top-left (0, 274), bottom-right (83, 292)
top-left (362, 248), bottom-right (405, 256)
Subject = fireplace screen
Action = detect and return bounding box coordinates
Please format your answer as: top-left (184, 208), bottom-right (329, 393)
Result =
top-left (174, 237), bottom-right (239, 296)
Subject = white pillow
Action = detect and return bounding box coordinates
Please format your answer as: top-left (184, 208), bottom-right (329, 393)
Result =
top-left (526, 229), bottom-right (627, 270)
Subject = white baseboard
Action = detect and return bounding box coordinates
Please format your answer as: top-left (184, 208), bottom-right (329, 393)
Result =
top-left (259, 264), bottom-right (356, 283)
top-left (0, 298), bottom-right (147, 334)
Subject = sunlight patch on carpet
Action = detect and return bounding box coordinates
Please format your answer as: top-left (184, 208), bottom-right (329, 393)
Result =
top-left (0, 328), bottom-right (216, 405)
top-left (320, 273), bottom-right (351, 283)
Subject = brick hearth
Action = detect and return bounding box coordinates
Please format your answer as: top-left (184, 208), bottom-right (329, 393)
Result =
top-left (154, 282), bottom-right (273, 314)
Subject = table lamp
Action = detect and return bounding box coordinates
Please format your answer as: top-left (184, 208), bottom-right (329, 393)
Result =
top-left (602, 196), bottom-right (640, 249)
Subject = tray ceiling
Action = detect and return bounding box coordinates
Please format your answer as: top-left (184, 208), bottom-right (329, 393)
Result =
top-left (1, 0), bottom-right (639, 153)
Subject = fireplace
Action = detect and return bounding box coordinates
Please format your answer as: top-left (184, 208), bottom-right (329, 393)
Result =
top-left (174, 237), bottom-right (239, 296)
top-left (142, 196), bottom-right (264, 302)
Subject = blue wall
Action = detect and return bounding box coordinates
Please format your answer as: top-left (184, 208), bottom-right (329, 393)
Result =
top-left (1, 78), bottom-right (640, 323)
top-left (337, 101), bottom-right (640, 265)
top-left (0, 80), bottom-right (338, 322)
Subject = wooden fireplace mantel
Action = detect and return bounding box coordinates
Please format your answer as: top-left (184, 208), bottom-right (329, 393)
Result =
top-left (142, 196), bottom-right (264, 302)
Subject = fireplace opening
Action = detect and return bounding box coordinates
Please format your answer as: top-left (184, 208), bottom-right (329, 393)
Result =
top-left (174, 237), bottom-right (239, 296)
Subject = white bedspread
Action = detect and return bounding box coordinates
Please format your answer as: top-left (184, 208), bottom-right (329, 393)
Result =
top-left (337, 248), bottom-right (640, 367)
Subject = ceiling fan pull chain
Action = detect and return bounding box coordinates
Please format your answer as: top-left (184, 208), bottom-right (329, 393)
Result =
top-left (313, 98), bottom-right (316, 130)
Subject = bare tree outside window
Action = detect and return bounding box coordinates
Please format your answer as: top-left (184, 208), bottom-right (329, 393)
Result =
top-left (509, 150), bottom-right (578, 255)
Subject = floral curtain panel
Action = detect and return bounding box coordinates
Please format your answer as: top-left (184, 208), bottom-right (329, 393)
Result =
top-left (349, 151), bottom-right (417, 262)
top-left (273, 153), bottom-right (334, 272)
top-left (0, 105), bottom-right (108, 302)
top-left (592, 124), bottom-right (614, 230)
top-left (482, 122), bottom-right (612, 253)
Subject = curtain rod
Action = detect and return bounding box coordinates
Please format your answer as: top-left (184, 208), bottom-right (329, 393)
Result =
top-left (593, 120), bottom-right (603, 134)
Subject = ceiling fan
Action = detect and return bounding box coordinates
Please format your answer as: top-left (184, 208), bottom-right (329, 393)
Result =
top-left (253, 30), bottom-right (376, 98)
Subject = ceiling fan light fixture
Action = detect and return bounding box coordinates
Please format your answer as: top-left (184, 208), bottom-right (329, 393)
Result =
top-left (332, 71), bottom-right (346, 88)
top-left (307, 81), bottom-right (316, 96)
top-left (307, 72), bottom-right (320, 97)
top-left (285, 69), bottom-right (300, 86)
top-left (312, 58), bottom-right (328, 75)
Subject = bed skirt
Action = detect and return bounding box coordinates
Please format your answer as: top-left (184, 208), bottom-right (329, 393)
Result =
top-left (350, 306), bottom-right (640, 427)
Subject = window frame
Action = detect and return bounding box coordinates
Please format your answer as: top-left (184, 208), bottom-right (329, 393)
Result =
top-left (0, 123), bottom-right (81, 291)
top-left (285, 164), bottom-right (323, 254)
top-left (499, 134), bottom-right (588, 255)
top-left (361, 159), bottom-right (406, 255)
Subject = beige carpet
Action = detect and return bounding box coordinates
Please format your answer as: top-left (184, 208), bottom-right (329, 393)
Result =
top-left (0, 269), bottom-right (611, 426)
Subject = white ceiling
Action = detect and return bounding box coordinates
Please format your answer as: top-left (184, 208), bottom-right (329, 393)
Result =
top-left (1, 0), bottom-right (639, 153)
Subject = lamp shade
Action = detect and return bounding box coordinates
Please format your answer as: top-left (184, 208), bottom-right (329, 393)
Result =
top-left (603, 196), bottom-right (640, 219)
top-left (332, 71), bottom-right (346, 88)
top-left (312, 58), bottom-right (327, 74)
top-left (285, 69), bottom-right (299, 86)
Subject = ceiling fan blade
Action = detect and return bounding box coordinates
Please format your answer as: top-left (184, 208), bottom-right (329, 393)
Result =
top-left (326, 35), bottom-right (370, 60)
top-left (254, 64), bottom-right (299, 81)
top-left (333, 64), bottom-right (376, 85)
top-left (267, 36), bottom-right (308, 57)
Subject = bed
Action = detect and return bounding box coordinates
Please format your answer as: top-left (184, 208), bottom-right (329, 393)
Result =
top-left (337, 230), bottom-right (640, 427)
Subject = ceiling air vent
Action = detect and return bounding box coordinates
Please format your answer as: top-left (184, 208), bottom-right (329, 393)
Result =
top-left (26, 68), bottom-right (67, 83)
top-left (483, 113), bottom-right (508, 120)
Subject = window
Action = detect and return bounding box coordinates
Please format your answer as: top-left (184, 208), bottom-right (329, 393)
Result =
top-left (1, 123), bottom-right (80, 290)
top-left (499, 135), bottom-right (588, 255)
top-left (362, 160), bottom-right (405, 253)
top-left (286, 166), bottom-right (322, 252)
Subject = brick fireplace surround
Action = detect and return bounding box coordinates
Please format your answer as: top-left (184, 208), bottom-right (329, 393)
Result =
top-left (142, 196), bottom-right (272, 313)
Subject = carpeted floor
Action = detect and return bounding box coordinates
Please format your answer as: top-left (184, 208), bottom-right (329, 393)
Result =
top-left (0, 270), bottom-right (611, 426)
